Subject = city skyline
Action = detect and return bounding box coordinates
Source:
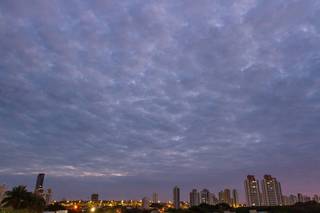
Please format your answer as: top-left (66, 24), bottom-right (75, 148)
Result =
top-left (1, 0), bottom-right (320, 202)
top-left (1, 173), bottom-right (318, 204)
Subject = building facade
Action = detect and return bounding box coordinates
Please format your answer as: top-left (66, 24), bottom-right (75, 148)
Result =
top-left (218, 190), bottom-right (224, 203)
top-left (200, 189), bottom-right (210, 204)
top-left (189, 189), bottom-right (200, 206)
top-left (142, 197), bottom-right (149, 209)
top-left (34, 173), bottom-right (45, 196)
top-left (152, 192), bottom-right (158, 203)
top-left (91, 193), bottom-right (99, 202)
top-left (244, 175), bottom-right (261, 207)
top-left (232, 189), bottom-right (239, 207)
top-left (297, 193), bottom-right (303, 203)
top-left (289, 194), bottom-right (298, 205)
top-left (313, 194), bottom-right (319, 203)
top-left (223, 189), bottom-right (232, 205)
top-left (261, 175), bottom-right (283, 206)
top-left (45, 188), bottom-right (52, 205)
top-left (173, 186), bottom-right (180, 209)
top-left (209, 193), bottom-right (218, 205)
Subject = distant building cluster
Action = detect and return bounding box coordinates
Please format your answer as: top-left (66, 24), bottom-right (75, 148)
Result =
top-left (282, 193), bottom-right (319, 205)
top-left (34, 173), bottom-right (320, 210)
top-left (189, 188), bottom-right (239, 207)
top-left (1, 173), bottom-right (319, 212)
top-left (244, 174), bottom-right (320, 207)
top-left (244, 175), bottom-right (282, 207)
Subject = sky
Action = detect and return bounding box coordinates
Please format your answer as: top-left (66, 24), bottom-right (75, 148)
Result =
top-left (1, 0), bottom-right (320, 202)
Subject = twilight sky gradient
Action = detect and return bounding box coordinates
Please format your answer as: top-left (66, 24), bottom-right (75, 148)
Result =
top-left (1, 0), bottom-right (320, 201)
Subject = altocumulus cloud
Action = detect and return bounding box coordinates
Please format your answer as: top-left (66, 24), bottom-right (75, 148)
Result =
top-left (0, 0), bottom-right (320, 200)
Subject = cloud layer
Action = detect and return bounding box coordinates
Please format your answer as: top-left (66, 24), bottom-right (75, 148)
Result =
top-left (1, 0), bottom-right (320, 200)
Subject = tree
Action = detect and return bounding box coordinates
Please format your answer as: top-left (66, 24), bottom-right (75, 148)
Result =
top-left (45, 203), bottom-right (67, 211)
top-left (26, 193), bottom-right (46, 213)
top-left (1, 185), bottom-right (30, 209)
top-left (1, 185), bottom-right (46, 213)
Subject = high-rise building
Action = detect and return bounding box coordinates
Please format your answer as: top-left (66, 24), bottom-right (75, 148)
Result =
top-left (232, 189), bottom-right (239, 207)
top-left (34, 173), bottom-right (45, 195)
top-left (45, 188), bottom-right (52, 205)
top-left (218, 190), bottom-right (224, 203)
top-left (244, 175), bottom-right (261, 207)
top-left (173, 186), bottom-right (180, 209)
top-left (189, 189), bottom-right (200, 206)
top-left (289, 194), bottom-right (298, 205)
top-left (261, 175), bottom-right (283, 206)
top-left (223, 189), bottom-right (232, 205)
top-left (200, 189), bottom-right (210, 204)
top-left (297, 193), bottom-right (303, 203)
top-left (313, 194), bottom-right (319, 203)
top-left (209, 193), bottom-right (218, 205)
top-left (91, 193), bottom-right (99, 202)
top-left (303, 195), bottom-right (311, 202)
top-left (142, 197), bottom-right (149, 209)
top-left (152, 192), bottom-right (158, 203)
top-left (282, 195), bottom-right (290, 206)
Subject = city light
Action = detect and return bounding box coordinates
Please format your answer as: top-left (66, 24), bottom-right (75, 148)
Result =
top-left (90, 207), bottom-right (96, 212)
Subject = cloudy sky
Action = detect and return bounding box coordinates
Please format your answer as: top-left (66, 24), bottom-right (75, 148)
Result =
top-left (1, 0), bottom-right (320, 201)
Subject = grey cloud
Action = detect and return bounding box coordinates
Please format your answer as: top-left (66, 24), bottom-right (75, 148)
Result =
top-left (0, 0), bottom-right (320, 200)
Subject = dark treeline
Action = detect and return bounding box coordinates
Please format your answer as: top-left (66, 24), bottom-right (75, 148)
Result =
top-left (0, 185), bottom-right (46, 213)
top-left (125, 202), bottom-right (320, 213)
top-left (165, 202), bottom-right (320, 213)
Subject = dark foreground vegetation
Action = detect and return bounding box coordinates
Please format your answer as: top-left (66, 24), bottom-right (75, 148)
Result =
top-left (236, 201), bottom-right (320, 213)
top-left (0, 185), bottom-right (45, 213)
top-left (166, 202), bottom-right (320, 213)
top-left (120, 202), bottom-right (320, 213)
